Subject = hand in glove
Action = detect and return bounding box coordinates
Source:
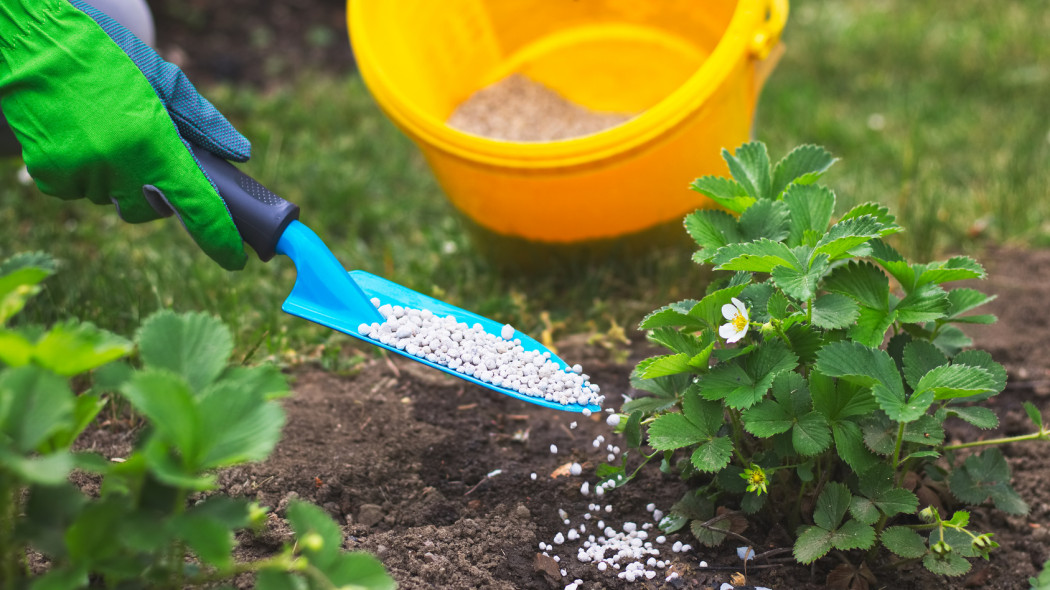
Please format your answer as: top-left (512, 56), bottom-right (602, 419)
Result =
top-left (0, 0), bottom-right (251, 270)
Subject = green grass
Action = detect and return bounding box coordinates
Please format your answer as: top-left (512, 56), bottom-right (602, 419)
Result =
top-left (2, 0), bottom-right (1047, 359)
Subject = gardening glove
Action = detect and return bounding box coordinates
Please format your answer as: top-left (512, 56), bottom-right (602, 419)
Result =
top-left (0, 0), bottom-right (250, 270)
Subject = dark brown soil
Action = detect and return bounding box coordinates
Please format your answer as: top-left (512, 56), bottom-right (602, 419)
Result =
top-left (72, 246), bottom-right (1050, 590)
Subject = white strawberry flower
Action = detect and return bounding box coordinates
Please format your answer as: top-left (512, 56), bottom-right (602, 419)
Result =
top-left (719, 297), bottom-right (750, 343)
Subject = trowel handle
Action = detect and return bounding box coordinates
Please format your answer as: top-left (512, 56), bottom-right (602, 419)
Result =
top-left (190, 144), bottom-right (300, 262)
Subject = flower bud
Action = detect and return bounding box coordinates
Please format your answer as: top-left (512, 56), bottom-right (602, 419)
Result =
top-left (930, 540), bottom-right (952, 557)
top-left (918, 506), bottom-right (937, 523)
top-left (301, 532), bottom-right (325, 553)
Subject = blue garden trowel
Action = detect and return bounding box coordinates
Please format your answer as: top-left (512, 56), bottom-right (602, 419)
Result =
top-left (190, 145), bottom-right (599, 414)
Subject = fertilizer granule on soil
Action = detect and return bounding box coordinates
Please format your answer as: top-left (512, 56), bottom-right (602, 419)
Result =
top-left (447, 73), bottom-right (634, 142)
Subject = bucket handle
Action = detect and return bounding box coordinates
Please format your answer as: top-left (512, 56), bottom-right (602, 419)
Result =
top-left (750, 0), bottom-right (789, 60)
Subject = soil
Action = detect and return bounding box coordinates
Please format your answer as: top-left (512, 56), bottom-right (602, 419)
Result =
top-left (71, 246), bottom-right (1050, 590)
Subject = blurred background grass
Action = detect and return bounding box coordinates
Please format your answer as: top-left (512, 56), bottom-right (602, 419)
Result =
top-left (1, 0), bottom-right (1047, 362)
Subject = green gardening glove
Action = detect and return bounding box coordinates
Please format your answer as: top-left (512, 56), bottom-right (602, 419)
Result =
top-left (0, 0), bottom-right (250, 270)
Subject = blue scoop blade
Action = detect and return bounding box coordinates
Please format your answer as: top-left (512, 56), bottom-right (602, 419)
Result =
top-left (274, 220), bottom-right (600, 414)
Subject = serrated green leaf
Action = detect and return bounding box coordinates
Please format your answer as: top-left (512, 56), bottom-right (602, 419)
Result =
top-left (811, 372), bottom-right (877, 421)
top-left (701, 340), bottom-right (798, 409)
top-left (945, 288), bottom-right (996, 321)
top-left (785, 323), bottom-right (822, 366)
top-left (629, 370), bottom-right (690, 398)
top-left (0, 448), bottom-right (73, 485)
top-left (121, 370), bottom-right (203, 465)
top-left (1, 275), bottom-right (45, 325)
top-left (648, 413), bottom-right (707, 451)
top-left (688, 283), bottom-right (748, 329)
top-left (948, 449), bottom-right (1028, 514)
top-left (904, 414), bottom-right (944, 445)
top-left (621, 395), bottom-right (677, 415)
top-left (1024, 401), bottom-right (1044, 429)
top-left (691, 436), bottom-right (733, 472)
top-left (0, 329), bottom-right (33, 367)
top-left (917, 256), bottom-right (985, 286)
top-left (923, 551), bottom-right (971, 576)
top-left (737, 282), bottom-right (773, 323)
top-left (848, 495), bottom-right (881, 525)
top-left (681, 387), bottom-right (723, 437)
top-left (917, 364), bottom-right (997, 400)
top-left (640, 300), bottom-right (703, 330)
top-left (783, 184), bottom-right (835, 247)
top-left (287, 501), bottom-right (343, 570)
top-left (902, 340), bottom-right (949, 391)
top-left (814, 216), bottom-right (884, 261)
top-left (772, 144), bottom-right (837, 196)
top-left (31, 321), bottom-right (132, 377)
top-left (0, 365), bottom-right (74, 453)
top-left (137, 311), bottom-right (233, 392)
top-left (767, 291), bottom-right (792, 320)
top-left (952, 350), bottom-right (1007, 397)
top-left (324, 552), bottom-right (397, 590)
top-left (772, 253), bottom-right (828, 301)
top-left (834, 421), bottom-right (881, 471)
top-left (723, 142), bottom-right (772, 200)
top-left (172, 513), bottom-right (235, 569)
top-left (878, 387), bottom-right (933, 423)
top-left (639, 353), bottom-right (694, 378)
top-left (738, 199), bottom-right (790, 242)
top-left (881, 526), bottom-right (927, 558)
top-left (814, 482), bottom-right (852, 530)
top-left (794, 525), bottom-right (834, 564)
top-left (647, 327), bottom-right (711, 358)
top-left (815, 341), bottom-right (904, 397)
top-left (931, 326), bottom-right (973, 357)
top-left (946, 406), bottom-right (998, 429)
top-left (198, 381), bottom-right (285, 468)
top-left (824, 261), bottom-right (889, 310)
top-left (712, 239), bottom-right (799, 273)
top-left (848, 306), bottom-right (896, 348)
top-left (742, 399), bottom-right (793, 437)
top-left (840, 202), bottom-right (898, 230)
top-left (832, 519), bottom-right (876, 551)
top-left (691, 516), bottom-right (730, 547)
top-left (861, 414), bottom-right (897, 455)
top-left (793, 412), bottom-right (831, 455)
top-left (45, 392), bottom-right (107, 451)
top-left (810, 293), bottom-right (860, 330)
top-left (868, 239), bottom-right (915, 291)
top-left (895, 283), bottom-right (950, 324)
top-left (690, 176), bottom-right (754, 214)
top-left (684, 209), bottom-right (741, 262)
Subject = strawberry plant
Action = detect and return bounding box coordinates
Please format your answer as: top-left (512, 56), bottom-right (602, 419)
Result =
top-left (0, 253), bottom-right (393, 589)
top-left (609, 142), bottom-right (1049, 582)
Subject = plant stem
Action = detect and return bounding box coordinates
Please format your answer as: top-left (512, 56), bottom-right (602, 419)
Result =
top-left (942, 429), bottom-right (1050, 451)
top-left (891, 422), bottom-right (906, 475)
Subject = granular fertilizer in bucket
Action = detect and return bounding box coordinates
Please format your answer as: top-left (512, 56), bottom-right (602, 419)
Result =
top-left (447, 74), bottom-right (635, 142)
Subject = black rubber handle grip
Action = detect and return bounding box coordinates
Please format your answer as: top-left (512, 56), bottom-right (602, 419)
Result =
top-left (190, 144), bottom-right (300, 262)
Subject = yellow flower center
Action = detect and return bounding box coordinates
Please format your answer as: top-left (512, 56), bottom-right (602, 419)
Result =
top-left (732, 313), bottom-right (748, 331)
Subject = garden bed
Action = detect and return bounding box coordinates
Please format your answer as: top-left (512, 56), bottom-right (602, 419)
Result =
top-left (75, 247), bottom-right (1050, 589)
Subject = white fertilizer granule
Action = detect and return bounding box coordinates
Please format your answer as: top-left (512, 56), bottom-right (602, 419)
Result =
top-left (357, 301), bottom-right (603, 408)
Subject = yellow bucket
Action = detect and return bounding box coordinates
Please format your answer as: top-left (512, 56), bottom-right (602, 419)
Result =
top-left (348, 0), bottom-right (787, 249)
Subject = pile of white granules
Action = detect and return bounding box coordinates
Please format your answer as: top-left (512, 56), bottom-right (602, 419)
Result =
top-left (356, 300), bottom-right (604, 408)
